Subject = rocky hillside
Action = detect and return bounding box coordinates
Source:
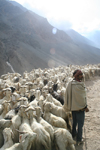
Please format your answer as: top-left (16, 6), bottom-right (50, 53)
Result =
top-left (0, 0), bottom-right (100, 76)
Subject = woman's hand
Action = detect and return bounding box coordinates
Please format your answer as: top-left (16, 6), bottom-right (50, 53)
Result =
top-left (85, 107), bottom-right (89, 112)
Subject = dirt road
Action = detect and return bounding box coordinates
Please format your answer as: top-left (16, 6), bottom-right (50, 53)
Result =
top-left (75, 76), bottom-right (100, 150)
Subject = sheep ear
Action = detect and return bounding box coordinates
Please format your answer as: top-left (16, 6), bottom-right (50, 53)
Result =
top-left (33, 114), bottom-right (37, 118)
top-left (11, 131), bottom-right (14, 139)
top-left (19, 134), bottom-right (22, 142)
top-left (16, 129), bottom-right (26, 134)
top-left (25, 107), bottom-right (35, 112)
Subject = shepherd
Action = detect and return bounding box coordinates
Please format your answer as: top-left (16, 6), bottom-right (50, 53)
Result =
top-left (63, 69), bottom-right (89, 145)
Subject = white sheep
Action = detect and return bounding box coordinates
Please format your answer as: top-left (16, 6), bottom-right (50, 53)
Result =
top-left (43, 102), bottom-right (67, 129)
top-left (4, 108), bottom-right (17, 120)
top-left (46, 93), bottom-right (62, 107)
top-left (0, 128), bottom-right (13, 150)
top-left (47, 102), bottom-right (72, 132)
top-left (0, 64), bottom-right (100, 149)
top-left (18, 105), bottom-right (36, 150)
top-left (0, 100), bottom-right (10, 119)
top-left (54, 128), bottom-right (76, 150)
top-left (37, 99), bottom-right (45, 113)
top-left (19, 105), bottom-right (33, 134)
top-left (28, 90), bottom-right (41, 108)
top-left (25, 81), bottom-right (34, 91)
top-left (18, 97), bottom-right (29, 106)
top-left (0, 88), bottom-right (11, 104)
top-left (10, 106), bottom-right (22, 143)
top-left (19, 85), bottom-right (27, 97)
top-left (0, 119), bottom-right (12, 148)
top-left (35, 106), bottom-right (54, 145)
top-left (11, 92), bottom-right (20, 103)
top-left (5, 131), bottom-right (37, 150)
top-left (26, 107), bottom-right (51, 150)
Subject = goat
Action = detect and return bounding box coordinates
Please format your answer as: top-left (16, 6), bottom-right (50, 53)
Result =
top-left (46, 93), bottom-right (62, 107)
top-left (0, 119), bottom-right (12, 148)
top-left (0, 128), bottom-right (13, 150)
top-left (26, 107), bottom-right (51, 150)
top-left (0, 100), bottom-right (10, 119)
top-left (43, 102), bottom-right (67, 129)
top-left (35, 106), bottom-right (54, 146)
top-left (5, 131), bottom-right (37, 150)
top-left (54, 128), bottom-right (76, 150)
top-left (47, 102), bottom-right (72, 132)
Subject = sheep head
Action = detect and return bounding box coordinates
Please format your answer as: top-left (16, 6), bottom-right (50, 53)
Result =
top-left (18, 105), bottom-right (29, 117)
top-left (0, 119), bottom-right (12, 129)
top-left (3, 128), bottom-right (13, 142)
top-left (35, 106), bottom-right (43, 117)
top-left (44, 102), bottom-right (52, 112)
top-left (18, 97), bottom-right (28, 106)
top-left (25, 107), bottom-right (36, 119)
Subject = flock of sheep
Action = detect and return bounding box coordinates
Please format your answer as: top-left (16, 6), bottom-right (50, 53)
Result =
top-left (0, 64), bottom-right (100, 150)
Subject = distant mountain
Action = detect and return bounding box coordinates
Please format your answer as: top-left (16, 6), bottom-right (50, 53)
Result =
top-left (8, 0), bottom-right (27, 12)
top-left (85, 30), bottom-right (100, 49)
top-left (66, 29), bottom-right (95, 47)
top-left (65, 29), bottom-right (100, 55)
top-left (0, 0), bottom-right (100, 76)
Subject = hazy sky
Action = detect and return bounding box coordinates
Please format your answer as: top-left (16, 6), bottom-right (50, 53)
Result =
top-left (11, 0), bottom-right (100, 36)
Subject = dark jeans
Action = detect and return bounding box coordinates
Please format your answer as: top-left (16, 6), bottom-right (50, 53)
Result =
top-left (72, 111), bottom-right (85, 142)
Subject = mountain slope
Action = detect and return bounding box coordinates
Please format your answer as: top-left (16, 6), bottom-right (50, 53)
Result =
top-left (66, 29), bottom-right (95, 46)
top-left (0, 0), bottom-right (100, 75)
top-left (66, 29), bottom-right (100, 55)
top-left (85, 30), bottom-right (100, 49)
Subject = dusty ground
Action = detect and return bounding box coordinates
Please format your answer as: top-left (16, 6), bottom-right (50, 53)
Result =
top-left (75, 76), bottom-right (100, 150)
